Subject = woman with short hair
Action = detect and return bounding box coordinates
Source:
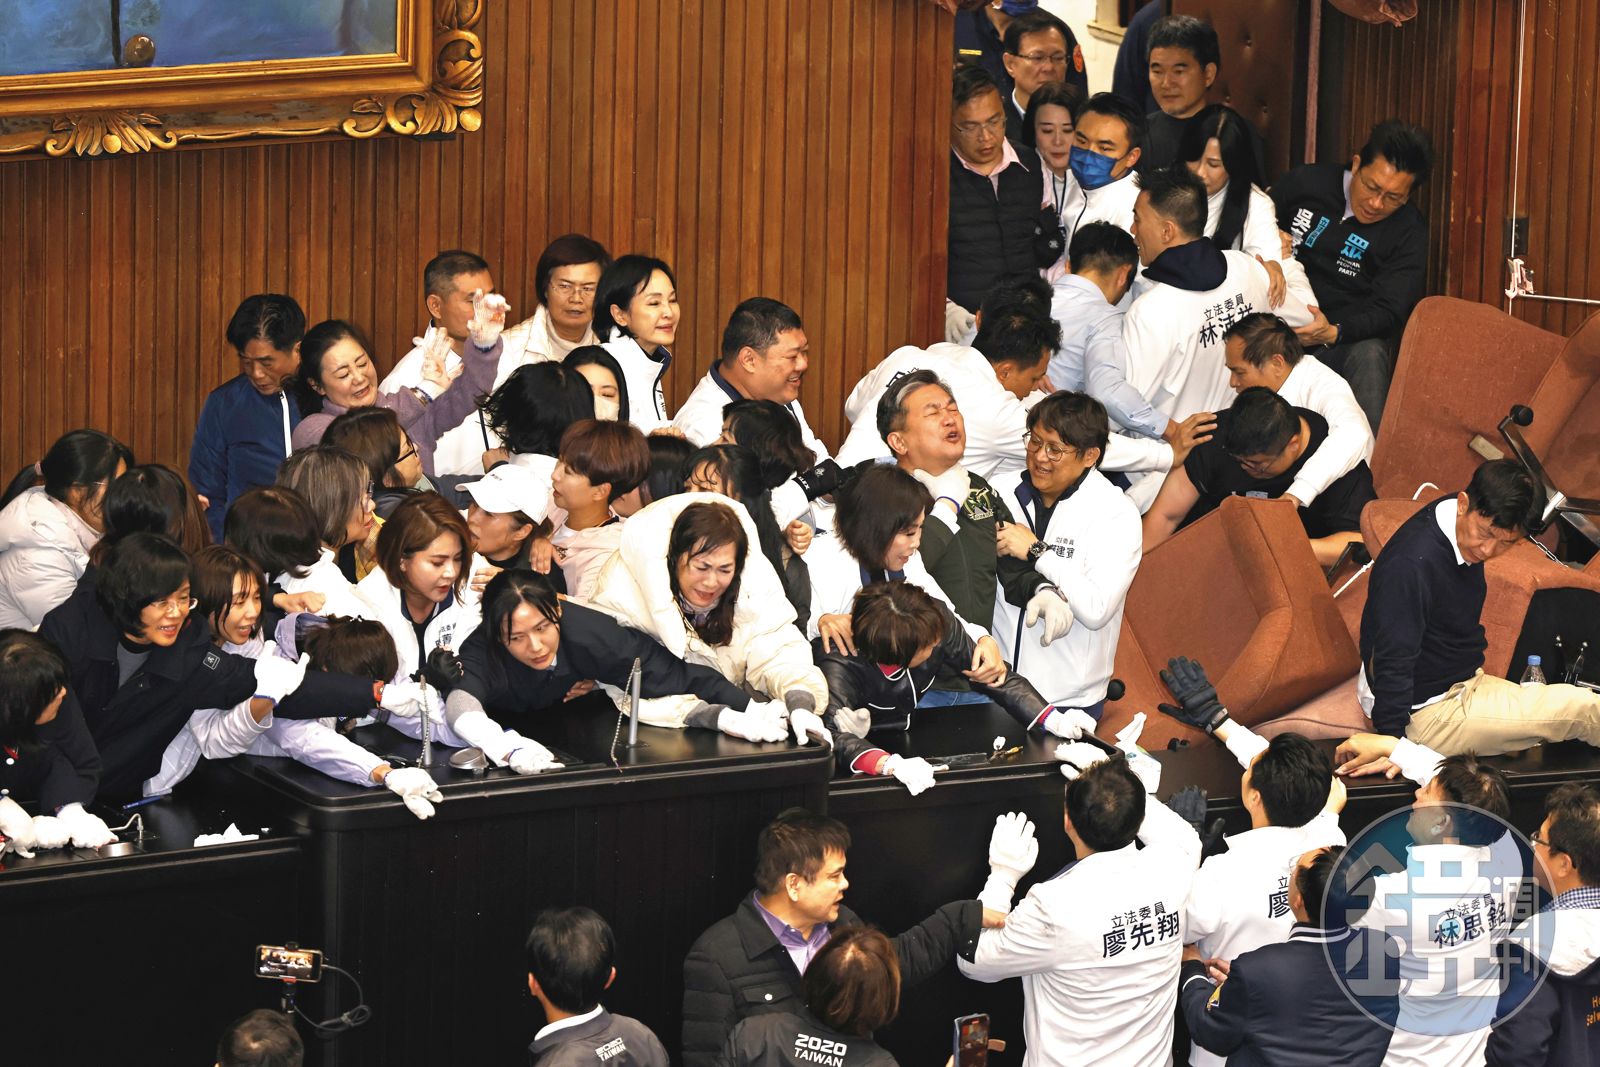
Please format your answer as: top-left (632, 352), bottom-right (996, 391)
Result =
top-left (510, 233), bottom-right (612, 362)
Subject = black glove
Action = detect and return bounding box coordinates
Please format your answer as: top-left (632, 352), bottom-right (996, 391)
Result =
top-left (1165, 785), bottom-right (1207, 833)
top-left (1157, 656), bottom-right (1229, 734)
top-left (792, 459), bottom-right (842, 501)
top-left (1199, 817), bottom-right (1228, 859)
top-left (421, 647), bottom-right (464, 692)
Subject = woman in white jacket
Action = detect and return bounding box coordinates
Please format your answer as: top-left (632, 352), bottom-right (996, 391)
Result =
top-left (581, 494), bottom-right (827, 741)
top-left (274, 446), bottom-right (380, 619)
top-left (0, 429), bottom-right (131, 629)
top-left (226, 485), bottom-right (373, 623)
top-left (594, 254), bottom-right (679, 433)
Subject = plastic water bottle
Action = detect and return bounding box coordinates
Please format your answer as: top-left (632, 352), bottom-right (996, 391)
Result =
top-left (1521, 655), bottom-right (1547, 687)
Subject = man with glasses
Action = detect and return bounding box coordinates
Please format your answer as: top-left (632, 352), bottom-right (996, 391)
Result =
top-left (999, 9), bottom-right (1087, 140)
top-left (946, 64), bottom-right (1044, 342)
top-left (1271, 119), bottom-right (1433, 430)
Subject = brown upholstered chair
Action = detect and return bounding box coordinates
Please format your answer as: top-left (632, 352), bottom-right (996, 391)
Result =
top-left (1517, 306), bottom-right (1600, 508)
top-left (1098, 495), bottom-right (1360, 750)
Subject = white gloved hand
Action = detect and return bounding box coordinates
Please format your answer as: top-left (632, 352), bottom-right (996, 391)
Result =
top-left (57, 802), bottom-right (116, 848)
top-left (468, 290), bottom-right (511, 349)
top-left (883, 754), bottom-right (938, 796)
top-left (911, 467), bottom-right (971, 532)
top-left (789, 707), bottom-right (832, 747)
top-left (744, 699), bottom-right (791, 726)
top-left (1024, 589), bottom-right (1074, 646)
top-left (716, 708), bottom-right (790, 743)
top-left (30, 814), bottom-right (71, 850)
top-left (1056, 740), bottom-right (1111, 780)
top-left (253, 653), bottom-right (310, 705)
top-left (379, 681), bottom-right (427, 718)
top-left (384, 767), bottom-right (443, 820)
top-left (944, 299), bottom-right (977, 344)
top-left (980, 811), bottom-right (1039, 911)
top-left (0, 796), bottom-right (37, 857)
top-left (506, 740), bottom-right (564, 775)
top-left (1041, 706), bottom-right (1098, 741)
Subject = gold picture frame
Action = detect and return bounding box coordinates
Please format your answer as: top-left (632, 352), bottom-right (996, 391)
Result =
top-left (0, 0), bottom-right (482, 160)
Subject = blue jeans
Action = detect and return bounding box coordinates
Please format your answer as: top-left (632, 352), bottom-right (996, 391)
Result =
top-left (917, 689), bottom-right (990, 708)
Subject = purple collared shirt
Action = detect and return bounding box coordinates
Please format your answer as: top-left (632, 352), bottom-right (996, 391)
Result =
top-left (752, 893), bottom-right (832, 974)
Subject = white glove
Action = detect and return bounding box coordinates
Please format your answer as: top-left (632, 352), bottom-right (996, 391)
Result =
top-left (883, 754), bottom-right (938, 796)
top-left (789, 707), bottom-right (832, 747)
top-left (944, 299), bottom-right (977, 344)
top-left (980, 811), bottom-right (1038, 911)
top-left (911, 467), bottom-right (971, 532)
top-left (384, 767), bottom-right (443, 820)
top-left (1041, 706), bottom-right (1098, 741)
top-left (0, 797), bottom-right (37, 857)
top-left (1024, 589), bottom-right (1074, 646)
top-left (379, 681), bottom-right (428, 719)
top-left (253, 652), bottom-right (310, 705)
top-left (450, 708), bottom-right (513, 763)
top-left (57, 802), bottom-right (116, 848)
top-left (468, 290), bottom-right (511, 349)
top-left (716, 708), bottom-right (790, 743)
top-left (30, 814), bottom-right (71, 850)
top-left (506, 739), bottom-right (564, 775)
top-left (744, 699), bottom-right (791, 727)
top-left (1056, 740), bottom-right (1111, 780)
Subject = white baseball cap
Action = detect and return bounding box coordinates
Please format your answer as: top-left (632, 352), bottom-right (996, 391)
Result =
top-left (461, 463), bottom-right (551, 520)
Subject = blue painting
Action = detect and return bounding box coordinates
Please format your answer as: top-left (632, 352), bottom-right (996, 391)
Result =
top-left (0, 0), bottom-right (399, 78)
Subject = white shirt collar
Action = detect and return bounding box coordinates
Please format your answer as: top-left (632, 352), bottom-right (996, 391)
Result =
top-left (1434, 497), bottom-right (1470, 566)
top-left (1342, 169), bottom-right (1356, 222)
top-left (533, 1004), bottom-right (603, 1043)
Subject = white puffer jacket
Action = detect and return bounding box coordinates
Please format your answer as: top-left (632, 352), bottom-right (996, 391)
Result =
top-left (580, 492), bottom-right (828, 725)
top-left (354, 566), bottom-right (483, 683)
top-left (0, 487), bottom-right (101, 630)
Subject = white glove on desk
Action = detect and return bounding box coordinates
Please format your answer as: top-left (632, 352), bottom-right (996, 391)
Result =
top-left (1040, 706), bottom-right (1097, 741)
top-left (57, 803), bottom-right (116, 848)
top-left (506, 738), bottom-right (564, 775)
top-left (253, 653), bottom-right (309, 705)
top-left (379, 681), bottom-right (428, 719)
top-left (385, 767), bottom-right (443, 820)
top-left (789, 707), bottom-right (832, 747)
top-left (1024, 589), bottom-right (1074, 646)
top-left (0, 796), bottom-right (37, 857)
top-left (944, 299), bottom-right (977, 344)
top-left (883, 754), bottom-right (938, 796)
top-left (30, 813), bottom-right (71, 850)
top-left (717, 707), bottom-right (790, 743)
top-left (980, 811), bottom-right (1039, 912)
top-left (1055, 741), bottom-right (1111, 780)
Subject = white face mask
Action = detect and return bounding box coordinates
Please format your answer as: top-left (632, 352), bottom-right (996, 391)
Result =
top-left (592, 396), bottom-right (621, 422)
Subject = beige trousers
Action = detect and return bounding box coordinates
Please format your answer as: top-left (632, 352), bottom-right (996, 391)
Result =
top-left (1404, 669), bottom-right (1600, 756)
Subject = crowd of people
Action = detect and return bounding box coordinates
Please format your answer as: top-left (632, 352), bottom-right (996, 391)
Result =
top-left (6, 4), bottom-right (1600, 1066)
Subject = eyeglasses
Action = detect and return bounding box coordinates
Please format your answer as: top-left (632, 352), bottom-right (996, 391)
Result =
top-left (152, 595), bottom-right (198, 616)
top-left (1022, 431), bottom-right (1074, 463)
top-left (362, 483), bottom-right (378, 511)
top-left (1531, 833), bottom-right (1565, 856)
top-left (1355, 171), bottom-right (1410, 208)
top-left (397, 441), bottom-right (418, 464)
top-left (1011, 51), bottom-right (1068, 66)
top-left (954, 114), bottom-right (1006, 137)
top-left (550, 281), bottom-right (598, 298)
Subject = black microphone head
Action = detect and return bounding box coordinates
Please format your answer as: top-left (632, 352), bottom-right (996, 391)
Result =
top-left (1105, 679), bottom-right (1126, 702)
top-left (1511, 404), bottom-right (1534, 426)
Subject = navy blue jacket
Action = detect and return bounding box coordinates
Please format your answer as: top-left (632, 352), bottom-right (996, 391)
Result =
top-left (189, 374), bottom-right (301, 541)
top-left (1489, 928), bottom-right (1600, 1067)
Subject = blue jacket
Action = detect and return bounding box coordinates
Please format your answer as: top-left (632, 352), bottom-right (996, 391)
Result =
top-left (1489, 903), bottom-right (1600, 1067)
top-left (188, 375), bottom-right (301, 540)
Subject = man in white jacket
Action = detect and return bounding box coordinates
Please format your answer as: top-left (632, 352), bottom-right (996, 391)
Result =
top-left (1058, 93), bottom-right (1145, 249)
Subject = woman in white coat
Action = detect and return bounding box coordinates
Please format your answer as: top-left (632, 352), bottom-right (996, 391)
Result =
top-left (0, 429), bottom-right (132, 629)
top-left (271, 446), bottom-right (379, 618)
top-left (594, 254), bottom-right (679, 432)
top-left (581, 494), bottom-right (827, 741)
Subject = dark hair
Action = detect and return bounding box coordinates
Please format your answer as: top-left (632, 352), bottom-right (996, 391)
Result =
top-left (720, 297), bottom-right (805, 365)
top-left (1464, 459), bottom-right (1545, 537)
top-left (225, 294), bottom-right (306, 356)
top-left (216, 1008), bottom-right (303, 1067)
top-left (1135, 164), bottom-right (1208, 239)
top-left (423, 249), bottom-right (491, 300)
top-left (1250, 733), bottom-right (1333, 828)
top-left (323, 407), bottom-right (405, 489)
top-left (559, 420), bottom-right (651, 502)
top-left (722, 398), bottom-right (817, 484)
top-left (979, 273), bottom-right (1054, 321)
top-left (754, 807), bottom-right (852, 895)
top-left (277, 446), bottom-right (369, 549)
top-left (952, 62), bottom-right (1001, 110)
top-left (1544, 783), bottom-right (1600, 885)
top-left (534, 233), bottom-right (611, 306)
top-left (972, 307), bottom-right (1060, 370)
top-left (483, 568), bottom-right (562, 647)
top-left (526, 907), bottom-right (617, 1015)
top-left (1021, 80), bottom-right (1085, 151)
top-left (1179, 105), bottom-right (1260, 249)
top-left (685, 445), bottom-right (790, 593)
top-left (667, 502), bottom-right (749, 646)
top-left (301, 617), bottom-right (398, 684)
top-left (1065, 757), bottom-right (1146, 852)
top-left (1433, 752), bottom-right (1513, 847)
top-left (1077, 92), bottom-right (1147, 152)
top-left (484, 362), bottom-right (596, 456)
top-left (804, 927), bottom-right (901, 1038)
top-left (0, 629), bottom-right (69, 748)
top-left (1148, 14), bottom-right (1221, 69)
top-left (1004, 9), bottom-right (1072, 54)
top-left (1223, 387), bottom-right (1299, 460)
top-left (1027, 392), bottom-right (1109, 462)
top-left (1296, 845), bottom-right (1346, 928)
top-left (1225, 313), bottom-right (1304, 369)
top-left (1068, 220), bottom-right (1139, 275)
top-left (374, 492), bottom-right (470, 598)
top-left (295, 319), bottom-right (374, 414)
top-left (639, 435), bottom-right (695, 509)
top-left (1357, 119), bottom-right (1433, 185)
top-left (593, 255), bottom-right (676, 343)
top-left (875, 369), bottom-right (953, 444)
top-left (1, 428), bottom-right (132, 515)
top-left (837, 465), bottom-right (932, 570)
top-left (225, 487), bottom-right (323, 581)
top-left (94, 464), bottom-right (211, 563)
top-left (192, 544), bottom-right (268, 645)
top-left (851, 582), bottom-right (947, 666)
top-left (565, 344), bottom-right (632, 422)
top-left (96, 532), bottom-right (192, 637)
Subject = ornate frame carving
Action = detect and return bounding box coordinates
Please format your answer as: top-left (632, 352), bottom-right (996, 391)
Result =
top-left (0, 0), bottom-right (482, 160)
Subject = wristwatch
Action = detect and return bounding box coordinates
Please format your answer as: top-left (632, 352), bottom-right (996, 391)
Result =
top-left (1027, 540), bottom-right (1046, 562)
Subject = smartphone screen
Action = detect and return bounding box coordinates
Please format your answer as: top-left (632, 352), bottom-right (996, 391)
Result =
top-left (954, 1013), bottom-right (989, 1067)
top-left (255, 945), bottom-right (323, 983)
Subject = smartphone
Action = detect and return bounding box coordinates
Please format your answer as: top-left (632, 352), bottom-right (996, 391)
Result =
top-left (954, 1013), bottom-right (990, 1067)
top-left (255, 944), bottom-right (323, 983)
